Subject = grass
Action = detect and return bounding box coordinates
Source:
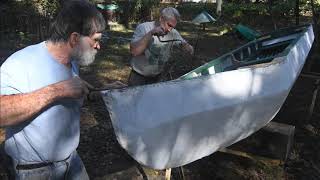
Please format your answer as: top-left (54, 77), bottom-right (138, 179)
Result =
top-left (80, 28), bottom-right (133, 86)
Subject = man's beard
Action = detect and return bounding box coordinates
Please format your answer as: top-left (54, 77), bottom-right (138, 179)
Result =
top-left (71, 38), bottom-right (97, 66)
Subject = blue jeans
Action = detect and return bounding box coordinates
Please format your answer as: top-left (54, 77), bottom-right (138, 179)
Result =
top-left (12, 151), bottom-right (89, 180)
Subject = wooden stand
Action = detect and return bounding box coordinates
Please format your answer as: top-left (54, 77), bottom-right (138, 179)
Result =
top-left (166, 167), bottom-right (185, 180)
top-left (165, 168), bottom-right (171, 180)
top-left (300, 72), bottom-right (320, 122)
top-left (164, 121), bottom-right (295, 180)
top-left (224, 121), bottom-right (295, 161)
top-left (308, 79), bottom-right (320, 121)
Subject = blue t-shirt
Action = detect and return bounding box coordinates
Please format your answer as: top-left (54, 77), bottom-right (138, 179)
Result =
top-left (0, 42), bottom-right (81, 164)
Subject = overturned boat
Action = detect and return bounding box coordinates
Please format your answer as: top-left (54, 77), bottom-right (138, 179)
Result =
top-left (101, 24), bottom-right (314, 169)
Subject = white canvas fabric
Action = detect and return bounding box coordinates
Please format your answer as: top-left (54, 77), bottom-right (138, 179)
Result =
top-left (103, 25), bottom-right (314, 169)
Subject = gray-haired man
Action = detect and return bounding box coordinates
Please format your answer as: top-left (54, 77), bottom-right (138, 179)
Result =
top-left (0, 1), bottom-right (121, 179)
top-left (128, 7), bottom-right (194, 86)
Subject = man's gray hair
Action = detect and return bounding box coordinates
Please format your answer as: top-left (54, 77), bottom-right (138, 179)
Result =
top-left (160, 7), bottom-right (181, 21)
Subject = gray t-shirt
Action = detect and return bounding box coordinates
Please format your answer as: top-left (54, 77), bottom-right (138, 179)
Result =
top-left (0, 42), bottom-right (81, 164)
top-left (131, 21), bottom-right (185, 77)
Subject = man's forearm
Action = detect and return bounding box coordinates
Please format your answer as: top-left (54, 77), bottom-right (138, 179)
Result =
top-left (130, 31), bottom-right (153, 56)
top-left (0, 85), bottom-right (58, 127)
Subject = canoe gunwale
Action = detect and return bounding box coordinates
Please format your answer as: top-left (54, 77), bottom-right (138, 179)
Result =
top-left (180, 24), bottom-right (312, 80)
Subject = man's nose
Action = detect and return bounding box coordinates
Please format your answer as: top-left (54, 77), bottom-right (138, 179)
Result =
top-left (94, 43), bottom-right (100, 50)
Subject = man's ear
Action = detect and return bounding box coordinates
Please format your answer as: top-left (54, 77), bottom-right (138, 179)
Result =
top-left (159, 16), bottom-right (164, 23)
top-left (69, 32), bottom-right (80, 48)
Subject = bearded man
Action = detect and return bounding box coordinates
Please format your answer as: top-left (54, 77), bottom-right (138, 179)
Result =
top-left (0, 1), bottom-right (112, 179)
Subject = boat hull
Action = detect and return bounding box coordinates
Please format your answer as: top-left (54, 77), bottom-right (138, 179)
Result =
top-left (102, 25), bottom-right (314, 169)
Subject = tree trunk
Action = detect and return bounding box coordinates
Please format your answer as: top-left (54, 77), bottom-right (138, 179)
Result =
top-left (268, 0), bottom-right (277, 30)
top-left (216, 0), bottom-right (223, 17)
top-left (310, 0), bottom-right (318, 34)
top-left (306, 0), bottom-right (320, 72)
top-left (295, 0), bottom-right (299, 25)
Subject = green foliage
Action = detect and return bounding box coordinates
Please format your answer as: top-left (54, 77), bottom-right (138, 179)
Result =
top-left (117, 0), bottom-right (161, 23)
top-left (34, 0), bottom-right (60, 17)
top-left (134, 0), bottom-right (160, 10)
top-left (270, 0), bottom-right (295, 16)
top-left (175, 0), bottom-right (317, 22)
top-left (176, 2), bottom-right (217, 20)
top-left (175, 2), bottom-right (269, 20)
top-left (6, 0), bottom-right (60, 17)
top-left (0, 0), bottom-right (59, 47)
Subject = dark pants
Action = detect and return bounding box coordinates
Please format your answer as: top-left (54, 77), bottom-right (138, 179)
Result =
top-left (0, 144), bottom-right (14, 180)
top-left (128, 70), bottom-right (160, 86)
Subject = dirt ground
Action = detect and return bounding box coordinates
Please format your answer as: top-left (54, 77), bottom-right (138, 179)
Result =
top-left (0, 15), bottom-right (319, 180)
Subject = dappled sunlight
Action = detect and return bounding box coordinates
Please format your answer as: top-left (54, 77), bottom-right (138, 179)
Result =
top-left (205, 31), bottom-right (229, 37)
top-left (94, 59), bottom-right (114, 67)
top-left (288, 46), bottom-right (302, 79)
top-left (112, 29), bottom-right (134, 34)
top-left (207, 71), bottom-right (259, 98)
top-left (249, 71), bottom-right (263, 96)
top-left (0, 129), bottom-right (4, 142)
top-left (82, 55), bottom-right (131, 82)
top-left (97, 67), bottom-right (130, 81)
top-left (116, 133), bottom-right (130, 151)
top-left (170, 124), bottom-right (198, 159)
top-left (152, 143), bottom-right (171, 169)
top-left (95, 59), bottom-right (130, 81)
top-left (215, 108), bottom-right (253, 147)
top-left (170, 122), bottom-right (225, 165)
top-left (108, 23), bottom-right (131, 32)
top-left (105, 43), bottom-right (130, 53)
top-left (80, 107), bottom-right (99, 128)
top-left (224, 100), bottom-right (276, 142)
top-left (305, 30), bottom-right (314, 48)
top-left (95, 58), bottom-right (125, 67)
top-left (134, 137), bottom-right (148, 164)
top-left (111, 43), bottom-right (130, 50)
top-left (287, 26), bottom-right (314, 80)
top-left (179, 31), bottom-right (193, 37)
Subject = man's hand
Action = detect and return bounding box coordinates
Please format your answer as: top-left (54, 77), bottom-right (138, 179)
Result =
top-left (107, 81), bottom-right (127, 89)
top-left (181, 42), bottom-right (194, 55)
top-left (53, 77), bottom-right (89, 99)
top-left (131, 26), bottom-right (166, 56)
top-left (87, 81), bottom-right (127, 101)
top-left (151, 26), bottom-right (167, 36)
top-left (87, 81), bottom-right (127, 91)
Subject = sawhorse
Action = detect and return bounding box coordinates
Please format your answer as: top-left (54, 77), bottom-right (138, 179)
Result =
top-left (300, 72), bottom-right (320, 122)
top-left (164, 120), bottom-right (295, 180)
top-left (165, 167), bottom-right (185, 180)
